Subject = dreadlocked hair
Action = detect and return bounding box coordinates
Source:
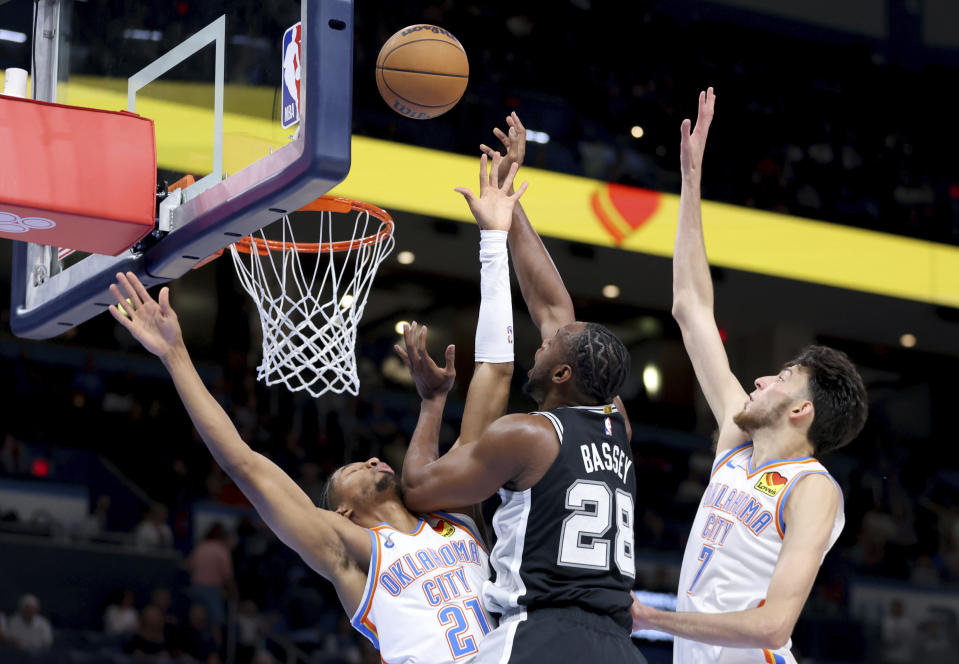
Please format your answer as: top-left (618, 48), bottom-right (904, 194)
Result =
top-left (566, 322), bottom-right (631, 404)
top-left (787, 345), bottom-right (868, 456)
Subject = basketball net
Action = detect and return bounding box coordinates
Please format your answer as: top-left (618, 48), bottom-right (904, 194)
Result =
top-left (228, 197), bottom-right (394, 397)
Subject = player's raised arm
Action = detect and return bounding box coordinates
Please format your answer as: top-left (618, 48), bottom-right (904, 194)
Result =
top-left (671, 88), bottom-right (749, 449)
top-left (397, 323), bottom-right (551, 512)
top-left (109, 273), bottom-right (370, 605)
top-left (448, 150), bottom-right (517, 452)
top-left (481, 112), bottom-right (575, 341)
top-left (482, 114), bottom-right (633, 437)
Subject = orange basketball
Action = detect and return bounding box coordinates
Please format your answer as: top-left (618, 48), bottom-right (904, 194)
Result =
top-left (376, 25), bottom-right (469, 120)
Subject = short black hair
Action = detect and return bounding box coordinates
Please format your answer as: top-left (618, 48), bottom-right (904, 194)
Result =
top-left (319, 473), bottom-right (343, 511)
top-left (787, 345), bottom-right (868, 456)
top-left (566, 323), bottom-right (631, 404)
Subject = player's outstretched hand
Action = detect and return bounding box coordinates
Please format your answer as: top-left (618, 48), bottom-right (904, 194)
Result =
top-left (480, 111), bottom-right (526, 192)
top-left (680, 86), bottom-right (716, 182)
top-left (109, 272), bottom-right (184, 359)
top-left (455, 151), bottom-right (529, 232)
top-left (394, 322), bottom-right (455, 401)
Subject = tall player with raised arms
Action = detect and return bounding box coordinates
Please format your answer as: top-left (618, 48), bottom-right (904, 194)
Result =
top-left (630, 88), bottom-right (868, 663)
top-left (106, 151), bottom-right (527, 664)
top-left (398, 117), bottom-right (645, 663)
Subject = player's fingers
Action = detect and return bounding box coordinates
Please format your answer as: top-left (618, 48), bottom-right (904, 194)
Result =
top-left (109, 283), bottom-right (136, 318)
top-left (479, 143), bottom-right (498, 157)
top-left (127, 271), bottom-right (152, 305)
top-left (108, 304), bottom-right (134, 328)
top-left (453, 187), bottom-right (477, 208)
top-left (511, 112), bottom-right (525, 134)
top-left (512, 180), bottom-right (530, 200)
top-left (492, 126), bottom-right (509, 148)
top-left (502, 161), bottom-right (519, 192)
top-left (394, 344), bottom-right (411, 367)
top-left (489, 152), bottom-right (502, 189)
top-left (444, 344), bottom-right (455, 372)
top-left (403, 322), bottom-right (416, 361)
top-left (116, 272), bottom-right (142, 309)
top-left (479, 152), bottom-right (489, 189)
top-left (158, 287), bottom-right (171, 314)
top-left (681, 118), bottom-right (692, 138)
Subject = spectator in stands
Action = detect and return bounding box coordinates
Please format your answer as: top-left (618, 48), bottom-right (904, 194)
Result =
top-left (173, 603), bottom-right (221, 664)
top-left (126, 604), bottom-right (171, 659)
top-left (133, 502), bottom-right (174, 550)
top-left (320, 614), bottom-right (362, 664)
top-left (149, 586), bottom-right (177, 635)
top-left (881, 598), bottom-right (914, 663)
top-left (73, 494), bottom-right (112, 541)
top-left (104, 589), bottom-right (140, 636)
top-left (235, 599), bottom-right (262, 664)
top-left (0, 433), bottom-right (32, 476)
top-left (5, 594), bottom-right (53, 652)
top-left (187, 522), bottom-right (237, 642)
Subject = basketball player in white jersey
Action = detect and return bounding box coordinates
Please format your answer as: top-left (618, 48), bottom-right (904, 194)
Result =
top-left (396, 120), bottom-right (645, 663)
top-left (630, 88), bottom-right (868, 664)
top-left (106, 153), bottom-right (526, 664)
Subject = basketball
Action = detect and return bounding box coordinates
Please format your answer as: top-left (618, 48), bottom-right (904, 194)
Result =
top-left (375, 25), bottom-right (469, 120)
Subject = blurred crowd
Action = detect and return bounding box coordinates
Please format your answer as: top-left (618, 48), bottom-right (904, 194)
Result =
top-left (352, 1), bottom-right (959, 245)
top-left (2, 328), bottom-right (959, 661)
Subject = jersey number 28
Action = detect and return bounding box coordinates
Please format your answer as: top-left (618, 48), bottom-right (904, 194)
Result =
top-left (557, 479), bottom-right (635, 577)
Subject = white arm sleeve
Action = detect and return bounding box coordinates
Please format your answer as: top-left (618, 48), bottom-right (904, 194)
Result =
top-left (474, 230), bottom-right (514, 363)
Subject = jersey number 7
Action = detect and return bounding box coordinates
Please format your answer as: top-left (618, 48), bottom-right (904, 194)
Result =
top-left (557, 479), bottom-right (635, 577)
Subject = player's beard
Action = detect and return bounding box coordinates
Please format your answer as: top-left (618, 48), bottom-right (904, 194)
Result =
top-left (732, 397), bottom-right (790, 434)
top-left (522, 372), bottom-right (548, 405)
top-left (374, 472), bottom-right (401, 500)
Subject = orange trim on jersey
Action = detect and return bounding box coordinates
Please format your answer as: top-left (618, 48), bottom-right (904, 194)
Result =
top-left (762, 649), bottom-right (775, 663)
top-left (356, 530), bottom-right (383, 642)
top-left (775, 469), bottom-right (830, 539)
top-left (744, 456), bottom-right (819, 480)
top-left (372, 518), bottom-right (426, 536)
top-left (711, 442), bottom-right (753, 479)
top-left (431, 511), bottom-right (488, 553)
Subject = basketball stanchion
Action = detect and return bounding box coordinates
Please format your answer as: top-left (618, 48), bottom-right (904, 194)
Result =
top-left (221, 196), bottom-right (394, 397)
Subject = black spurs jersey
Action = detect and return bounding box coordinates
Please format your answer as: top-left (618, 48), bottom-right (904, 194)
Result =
top-left (483, 404), bottom-right (637, 629)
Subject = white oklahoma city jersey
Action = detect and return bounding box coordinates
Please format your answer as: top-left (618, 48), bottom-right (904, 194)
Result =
top-left (351, 511), bottom-right (495, 663)
top-left (675, 442), bottom-right (844, 664)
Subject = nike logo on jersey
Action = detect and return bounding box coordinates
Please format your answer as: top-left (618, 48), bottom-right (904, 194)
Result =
top-left (579, 441), bottom-right (633, 483)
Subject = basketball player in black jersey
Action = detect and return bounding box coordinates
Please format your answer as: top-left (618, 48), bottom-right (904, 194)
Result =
top-left (396, 115), bottom-right (645, 663)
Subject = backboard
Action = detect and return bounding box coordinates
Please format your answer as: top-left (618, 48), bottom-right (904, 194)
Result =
top-left (2, 0), bottom-right (354, 339)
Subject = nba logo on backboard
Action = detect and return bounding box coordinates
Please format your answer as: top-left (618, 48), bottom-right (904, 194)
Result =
top-left (281, 22), bottom-right (302, 129)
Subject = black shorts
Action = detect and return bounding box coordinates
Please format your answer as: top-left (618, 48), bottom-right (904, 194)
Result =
top-left (475, 606), bottom-right (648, 663)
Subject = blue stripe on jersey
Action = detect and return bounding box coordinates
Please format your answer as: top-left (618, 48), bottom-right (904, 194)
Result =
top-left (775, 470), bottom-right (830, 537)
top-left (711, 441), bottom-right (752, 477)
top-left (746, 453), bottom-right (815, 475)
top-left (350, 529), bottom-right (380, 650)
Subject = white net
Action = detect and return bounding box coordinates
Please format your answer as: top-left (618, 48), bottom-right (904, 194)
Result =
top-left (229, 202), bottom-right (394, 397)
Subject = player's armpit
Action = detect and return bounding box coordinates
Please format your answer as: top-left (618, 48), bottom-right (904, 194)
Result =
top-left (760, 473), bottom-right (842, 648)
top-left (402, 413), bottom-right (552, 513)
